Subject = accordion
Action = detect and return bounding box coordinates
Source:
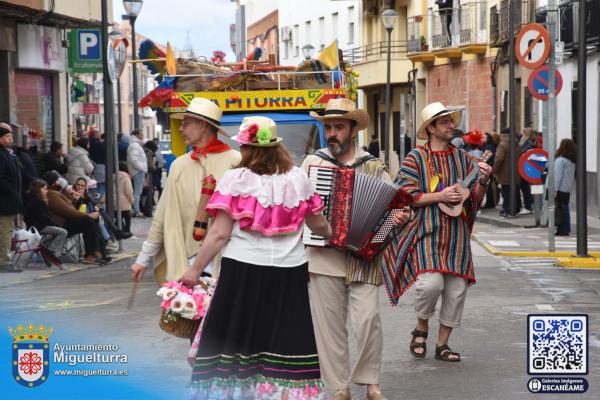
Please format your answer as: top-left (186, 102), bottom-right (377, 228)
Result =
top-left (303, 166), bottom-right (413, 261)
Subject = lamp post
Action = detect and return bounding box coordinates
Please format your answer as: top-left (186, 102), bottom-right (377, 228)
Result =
top-left (302, 44), bottom-right (315, 60)
top-left (381, 8), bottom-right (398, 166)
top-left (123, 0), bottom-right (143, 131)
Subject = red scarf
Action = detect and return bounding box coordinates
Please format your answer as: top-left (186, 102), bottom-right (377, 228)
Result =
top-left (190, 137), bottom-right (231, 161)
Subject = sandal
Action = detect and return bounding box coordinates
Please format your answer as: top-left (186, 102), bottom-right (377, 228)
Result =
top-left (409, 329), bottom-right (428, 359)
top-left (435, 344), bottom-right (461, 362)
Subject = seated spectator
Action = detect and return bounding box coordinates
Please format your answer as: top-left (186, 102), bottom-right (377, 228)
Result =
top-left (41, 171), bottom-right (107, 264)
top-left (43, 141), bottom-right (68, 176)
top-left (66, 138), bottom-right (94, 184)
top-left (73, 177), bottom-right (132, 240)
top-left (23, 179), bottom-right (67, 263)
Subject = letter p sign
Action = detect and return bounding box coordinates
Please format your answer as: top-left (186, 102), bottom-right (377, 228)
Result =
top-left (78, 30), bottom-right (100, 60)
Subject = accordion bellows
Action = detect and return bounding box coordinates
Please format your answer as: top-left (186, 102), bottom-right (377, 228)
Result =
top-left (206, 167), bottom-right (324, 236)
top-left (304, 166), bottom-right (413, 260)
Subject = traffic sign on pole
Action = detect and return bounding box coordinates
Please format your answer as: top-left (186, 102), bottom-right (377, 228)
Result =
top-left (519, 148), bottom-right (549, 184)
top-left (515, 23), bottom-right (550, 69)
top-left (527, 66), bottom-right (563, 101)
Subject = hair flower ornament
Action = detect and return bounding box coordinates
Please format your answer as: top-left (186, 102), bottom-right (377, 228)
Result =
top-left (256, 127), bottom-right (272, 145)
top-left (236, 123), bottom-right (259, 145)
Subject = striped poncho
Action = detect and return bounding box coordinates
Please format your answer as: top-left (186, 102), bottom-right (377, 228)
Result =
top-left (381, 144), bottom-right (480, 305)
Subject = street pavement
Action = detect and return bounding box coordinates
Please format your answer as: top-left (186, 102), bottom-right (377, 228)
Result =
top-left (1, 216), bottom-right (598, 399)
top-left (475, 207), bottom-right (600, 255)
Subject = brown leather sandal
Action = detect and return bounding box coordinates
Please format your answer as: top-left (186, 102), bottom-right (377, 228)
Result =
top-left (409, 329), bottom-right (428, 359)
top-left (435, 344), bottom-right (461, 362)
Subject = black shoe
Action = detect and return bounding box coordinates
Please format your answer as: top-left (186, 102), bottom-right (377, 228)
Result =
top-left (115, 230), bottom-right (133, 240)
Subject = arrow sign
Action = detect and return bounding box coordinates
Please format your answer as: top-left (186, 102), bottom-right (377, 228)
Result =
top-left (515, 23), bottom-right (550, 69)
top-left (519, 148), bottom-right (549, 184)
top-left (528, 66), bottom-right (563, 101)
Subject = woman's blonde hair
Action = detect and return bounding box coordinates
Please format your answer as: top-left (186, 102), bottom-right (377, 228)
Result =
top-left (238, 144), bottom-right (294, 175)
top-left (520, 127), bottom-right (537, 146)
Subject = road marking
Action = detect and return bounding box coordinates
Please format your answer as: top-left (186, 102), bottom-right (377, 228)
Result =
top-left (536, 304), bottom-right (554, 311)
top-left (38, 299), bottom-right (115, 310)
top-left (489, 240), bottom-right (521, 247)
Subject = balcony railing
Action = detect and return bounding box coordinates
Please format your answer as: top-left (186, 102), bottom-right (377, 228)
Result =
top-left (343, 41), bottom-right (407, 64)
top-left (459, 1), bottom-right (488, 46)
top-left (407, 15), bottom-right (427, 53)
top-left (430, 6), bottom-right (461, 49)
top-left (426, 1), bottom-right (488, 51)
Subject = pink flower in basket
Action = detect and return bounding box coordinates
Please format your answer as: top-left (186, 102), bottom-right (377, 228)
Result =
top-left (157, 281), bottom-right (211, 320)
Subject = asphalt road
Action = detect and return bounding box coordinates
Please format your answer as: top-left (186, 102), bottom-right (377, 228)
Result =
top-left (1, 224), bottom-right (598, 399)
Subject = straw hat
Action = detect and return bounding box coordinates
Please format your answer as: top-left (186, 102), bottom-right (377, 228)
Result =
top-left (171, 97), bottom-right (228, 136)
top-left (309, 98), bottom-right (369, 131)
top-left (417, 102), bottom-right (462, 140)
top-left (232, 116), bottom-right (282, 147)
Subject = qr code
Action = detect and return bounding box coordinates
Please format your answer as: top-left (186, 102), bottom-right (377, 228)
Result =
top-left (528, 314), bottom-right (588, 374)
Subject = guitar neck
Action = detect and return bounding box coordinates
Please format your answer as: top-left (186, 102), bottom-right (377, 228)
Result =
top-left (461, 165), bottom-right (480, 188)
top-left (461, 150), bottom-right (492, 188)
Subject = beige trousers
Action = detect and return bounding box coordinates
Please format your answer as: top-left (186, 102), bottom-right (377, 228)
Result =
top-left (0, 215), bottom-right (15, 264)
top-left (413, 272), bottom-right (468, 328)
top-left (309, 273), bottom-right (382, 390)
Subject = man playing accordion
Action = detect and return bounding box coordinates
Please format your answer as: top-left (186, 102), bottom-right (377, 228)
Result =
top-left (302, 98), bottom-right (410, 400)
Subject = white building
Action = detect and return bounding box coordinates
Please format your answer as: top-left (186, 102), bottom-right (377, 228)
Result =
top-left (278, 0), bottom-right (360, 66)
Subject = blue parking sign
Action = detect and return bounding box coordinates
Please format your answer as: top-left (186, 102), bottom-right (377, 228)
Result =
top-left (78, 30), bottom-right (101, 60)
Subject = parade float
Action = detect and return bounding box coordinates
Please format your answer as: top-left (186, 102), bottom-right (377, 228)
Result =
top-left (137, 41), bottom-right (359, 165)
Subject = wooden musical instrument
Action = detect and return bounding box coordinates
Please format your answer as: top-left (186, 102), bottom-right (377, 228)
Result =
top-left (438, 150), bottom-right (493, 217)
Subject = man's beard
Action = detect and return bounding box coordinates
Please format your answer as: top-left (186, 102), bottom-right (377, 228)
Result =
top-left (327, 137), bottom-right (351, 156)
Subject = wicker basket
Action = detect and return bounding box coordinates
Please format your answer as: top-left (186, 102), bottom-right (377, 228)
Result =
top-left (158, 310), bottom-right (201, 339)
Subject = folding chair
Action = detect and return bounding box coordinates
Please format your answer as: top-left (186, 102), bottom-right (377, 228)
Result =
top-left (11, 237), bottom-right (46, 269)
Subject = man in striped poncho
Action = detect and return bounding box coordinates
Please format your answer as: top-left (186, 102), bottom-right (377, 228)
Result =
top-left (382, 102), bottom-right (491, 363)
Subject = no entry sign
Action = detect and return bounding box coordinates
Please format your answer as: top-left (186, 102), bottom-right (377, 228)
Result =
top-left (528, 66), bottom-right (563, 100)
top-left (515, 23), bottom-right (550, 69)
top-left (519, 148), bottom-right (549, 184)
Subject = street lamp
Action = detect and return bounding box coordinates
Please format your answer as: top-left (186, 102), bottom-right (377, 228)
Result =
top-left (123, 0), bottom-right (143, 131)
top-left (302, 44), bottom-right (315, 60)
top-left (381, 8), bottom-right (398, 166)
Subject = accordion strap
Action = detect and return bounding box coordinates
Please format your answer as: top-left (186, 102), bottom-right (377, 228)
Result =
top-left (313, 150), bottom-right (376, 169)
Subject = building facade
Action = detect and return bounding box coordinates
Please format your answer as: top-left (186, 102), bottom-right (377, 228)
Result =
top-left (488, 0), bottom-right (600, 213)
top-left (0, 0), bottom-right (107, 150)
top-left (278, 0), bottom-right (360, 66)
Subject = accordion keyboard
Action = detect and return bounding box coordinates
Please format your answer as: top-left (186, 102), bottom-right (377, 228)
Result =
top-left (303, 166), bottom-right (336, 247)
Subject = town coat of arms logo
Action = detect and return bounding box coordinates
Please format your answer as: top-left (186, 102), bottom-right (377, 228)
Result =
top-left (9, 324), bottom-right (53, 388)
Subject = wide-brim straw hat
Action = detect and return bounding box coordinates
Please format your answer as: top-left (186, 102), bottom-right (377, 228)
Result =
top-left (309, 98), bottom-right (369, 131)
top-left (232, 116), bottom-right (282, 147)
top-left (417, 102), bottom-right (462, 140)
top-left (171, 97), bottom-right (229, 136)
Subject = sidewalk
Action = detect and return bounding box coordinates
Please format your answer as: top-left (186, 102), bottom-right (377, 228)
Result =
top-left (0, 217), bottom-right (150, 289)
top-left (474, 206), bottom-right (600, 268)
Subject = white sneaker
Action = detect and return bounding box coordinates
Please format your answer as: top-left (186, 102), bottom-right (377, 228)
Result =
top-left (105, 240), bottom-right (119, 253)
top-left (518, 208), bottom-right (532, 215)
